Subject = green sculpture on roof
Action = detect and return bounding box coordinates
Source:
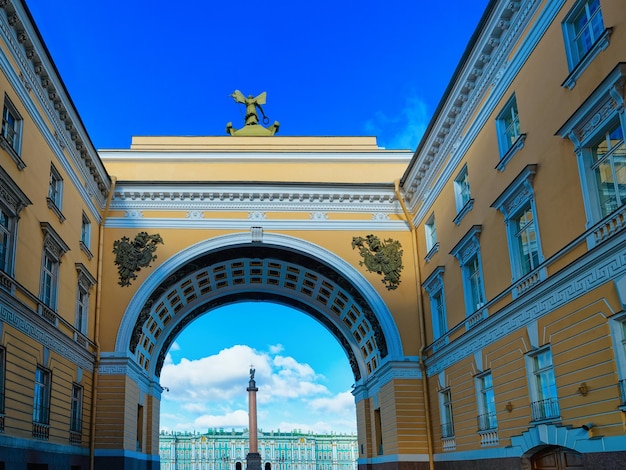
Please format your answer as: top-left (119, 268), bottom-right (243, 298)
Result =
top-left (226, 90), bottom-right (280, 136)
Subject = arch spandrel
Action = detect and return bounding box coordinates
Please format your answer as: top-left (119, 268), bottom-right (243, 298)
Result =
top-left (115, 233), bottom-right (404, 384)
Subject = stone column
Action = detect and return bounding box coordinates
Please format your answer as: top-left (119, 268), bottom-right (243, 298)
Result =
top-left (246, 368), bottom-right (262, 470)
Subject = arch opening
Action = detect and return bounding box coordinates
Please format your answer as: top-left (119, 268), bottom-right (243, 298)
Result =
top-left (117, 234), bottom-right (404, 385)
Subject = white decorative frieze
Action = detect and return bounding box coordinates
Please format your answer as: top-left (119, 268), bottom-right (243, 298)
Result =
top-left (248, 211), bottom-right (266, 220)
top-left (186, 210), bottom-right (204, 219)
top-left (125, 210), bottom-right (143, 218)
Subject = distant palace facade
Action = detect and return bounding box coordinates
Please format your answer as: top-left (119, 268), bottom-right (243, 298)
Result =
top-left (159, 429), bottom-right (358, 470)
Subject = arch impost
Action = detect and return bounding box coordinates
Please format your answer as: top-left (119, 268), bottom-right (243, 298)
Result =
top-left (352, 358), bottom-right (421, 400)
top-left (99, 353), bottom-right (152, 393)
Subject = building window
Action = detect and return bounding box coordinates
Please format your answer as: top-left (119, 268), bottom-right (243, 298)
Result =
top-left (39, 223), bottom-right (70, 311)
top-left (424, 213), bottom-right (439, 260)
top-left (1, 95), bottom-right (22, 156)
top-left (0, 208), bottom-right (12, 274)
top-left (439, 388), bottom-right (454, 438)
top-left (450, 226), bottom-right (487, 323)
top-left (497, 95), bottom-right (520, 154)
top-left (609, 312), bottom-right (626, 407)
top-left (527, 348), bottom-right (560, 422)
top-left (495, 95), bottom-right (526, 170)
top-left (0, 167), bottom-right (31, 276)
top-left (590, 125), bottom-right (626, 218)
top-left (557, 64), bottom-right (626, 245)
top-left (423, 266), bottom-right (447, 347)
top-left (46, 165), bottom-right (65, 223)
top-left (33, 366), bottom-right (51, 425)
top-left (40, 250), bottom-right (59, 309)
top-left (81, 213), bottom-right (91, 249)
top-left (476, 371), bottom-right (497, 431)
top-left (70, 384), bottom-right (83, 433)
top-left (75, 263), bottom-right (96, 338)
top-left (0, 346), bottom-right (5, 416)
top-left (492, 165), bottom-right (545, 289)
top-left (562, 0), bottom-right (609, 84)
top-left (453, 165), bottom-right (473, 225)
top-left (76, 285), bottom-right (89, 334)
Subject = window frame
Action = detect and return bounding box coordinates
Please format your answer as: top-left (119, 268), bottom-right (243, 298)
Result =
top-left (1, 94), bottom-right (23, 160)
top-left (450, 225), bottom-right (487, 323)
top-left (70, 383), bottom-right (83, 433)
top-left (423, 266), bottom-right (447, 347)
top-left (453, 165), bottom-right (473, 225)
top-left (491, 164), bottom-right (545, 289)
top-left (475, 371), bottom-right (498, 431)
top-left (0, 166), bottom-right (31, 277)
top-left (0, 346), bottom-right (5, 416)
top-left (561, 0), bottom-right (611, 89)
top-left (495, 95), bottom-right (526, 170)
top-left (424, 213), bottom-right (439, 261)
top-left (439, 387), bottom-right (454, 439)
top-left (526, 347), bottom-right (560, 422)
top-left (80, 212), bottom-right (91, 250)
top-left (75, 263), bottom-right (96, 337)
top-left (557, 64), bottom-right (626, 246)
top-left (33, 365), bottom-right (51, 425)
top-left (39, 222), bottom-right (70, 311)
top-left (47, 165), bottom-right (65, 223)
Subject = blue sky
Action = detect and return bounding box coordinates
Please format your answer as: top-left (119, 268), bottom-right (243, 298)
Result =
top-left (26, 0), bottom-right (490, 433)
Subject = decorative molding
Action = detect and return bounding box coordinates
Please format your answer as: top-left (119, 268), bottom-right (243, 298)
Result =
top-left (104, 217), bottom-right (408, 232)
top-left (309, 212), bottom-right (328, 220)
top-left (75, 263), bottom-right (96, 290)
top-left (562, 28), bottom-right (613, 90)
top-left (0, 2), bottom-right (110, 203)
top-left (495, 133), bottom-right (526, 172)
top-left (40, 222), bottom-right (70, 260)
top-left (248, 211), bottom-right (266, 220)
top-left (0, 302), bottom-right (94, 372)
top-left (452, 198), bottom-right (474, 226)
top-left (425, 234), bottom-right (626, 376)
top-left (125, 210), bottom-right (143, 218)
top-left (0, 164), bottom-right (31, 214)
top-left (186, 210), bottom-right (204, 219)
top-left (450, 225), bottom-right (482, 264)
top-left (491, 164), bottom-right (537, 219)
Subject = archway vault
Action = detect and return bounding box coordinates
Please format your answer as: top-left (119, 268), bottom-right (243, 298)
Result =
top-left (115, 233), bottom-right (404, 384)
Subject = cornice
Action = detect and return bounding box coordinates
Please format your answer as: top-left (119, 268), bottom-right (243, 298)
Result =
top-left (109, 182), bottom-right (401, 213)
top-left (99, 150), bottom-right (413, 163)
top-left (0, 1), bottom-right (110, 204)
top-left (401, 0), bottom-right (566, 224)
top-left (424, 231), bottom-right (626, 376)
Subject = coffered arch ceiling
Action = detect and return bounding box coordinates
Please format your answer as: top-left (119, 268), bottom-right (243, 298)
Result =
top-left (115, 233), bottom-right (404, 384)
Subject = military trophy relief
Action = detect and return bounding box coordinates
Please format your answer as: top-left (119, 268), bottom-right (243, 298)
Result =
top-left (352, 234), bottom-right (403, 291)
top-left (113, 232), bottom-right (164, 287)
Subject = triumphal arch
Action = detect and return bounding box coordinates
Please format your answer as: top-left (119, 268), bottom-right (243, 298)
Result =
top-left (95, 97), bottom-right (425, 468)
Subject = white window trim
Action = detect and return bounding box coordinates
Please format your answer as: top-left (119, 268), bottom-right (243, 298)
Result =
top-left (423, 266), bottom-right (447, 348)
top-left (496, 95), bottom-right (521, 153)
top-left (491, 164), bottom-right (546, 294)
top-left (453, 165), bottom-right (473, 225)
top-left (556, 63), bottom-right (626, 246)
top-left (39, 222), bottom-right (70, 312)
top-left (0, 94), bottom-right (25, 169)
top-left (561, 0), bottom-right (612, 89)
top-left (450, 225), bottom-right (487, 323)
top-left (47, 165), bottom-right (65, 223)
top-left (424, 213), bottom-right (439, 261)
top-left (609, 310), bottom-right (626, 408)
top-left (0, 166), bottom-right (31, 277)
top-left (525, 346), bottom-right (560, 422)
top-left (475, 370), bottom-right (498, 432)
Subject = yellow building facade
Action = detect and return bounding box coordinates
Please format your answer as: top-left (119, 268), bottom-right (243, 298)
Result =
top-left (0, 0), bottom-right (625, 469)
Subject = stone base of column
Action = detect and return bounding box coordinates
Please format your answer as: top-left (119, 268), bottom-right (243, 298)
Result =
top-left (246, 452), bottom-right (263, 470)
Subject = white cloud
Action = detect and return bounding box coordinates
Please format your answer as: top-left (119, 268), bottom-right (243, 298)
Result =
top-left (308, 390), bottom-right (354, 415)
top-left (170, 341), bottom-right (181, 352)
top-left (193, 409), bottom-right (249, 429)
top-left (159, 345), bottom-right (354, 433)
top-left (364, 95), bottom-right (429, 151)
top-left (268, 344), bottom-right (284, 354)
